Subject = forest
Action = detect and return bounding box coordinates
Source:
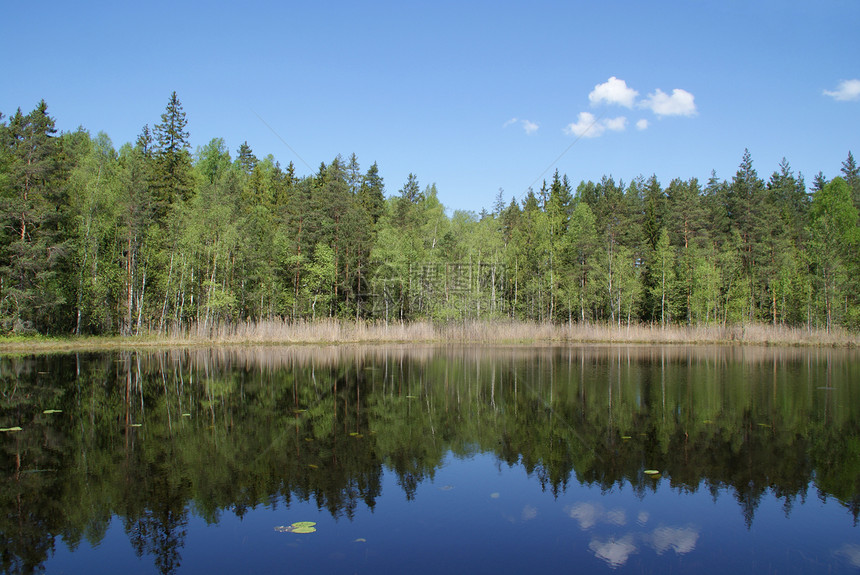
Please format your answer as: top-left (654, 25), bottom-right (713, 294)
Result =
top-left (1, 93), bottom-right (858, 336)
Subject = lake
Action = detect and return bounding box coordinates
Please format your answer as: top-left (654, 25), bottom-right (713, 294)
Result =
top-left (1, 344), bottom-right (858, 574)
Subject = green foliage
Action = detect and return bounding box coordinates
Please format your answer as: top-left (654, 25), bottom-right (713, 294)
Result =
top-left (0, 96), bottom-right (857, 333)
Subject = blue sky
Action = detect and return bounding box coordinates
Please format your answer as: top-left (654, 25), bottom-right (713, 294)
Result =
top-left (2, 1), bottom-right (858, 213)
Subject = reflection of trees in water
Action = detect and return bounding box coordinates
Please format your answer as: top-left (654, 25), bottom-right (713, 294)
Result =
top-left (0, 345), bottom-right (857, 573)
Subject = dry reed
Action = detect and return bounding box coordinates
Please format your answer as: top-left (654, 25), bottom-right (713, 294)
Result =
top-left (1, 320), bottom-right (856, 353)
top-left (157, 319), bottom-right (859, 347)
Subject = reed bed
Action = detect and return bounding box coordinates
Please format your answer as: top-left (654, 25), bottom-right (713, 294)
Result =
top-left (164, 319), bottom-right (858, 347)
top-left (0, 320), bottom-right (856, 353)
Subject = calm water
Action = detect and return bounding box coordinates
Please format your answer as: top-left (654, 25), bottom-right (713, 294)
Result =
top-left (1, 345), bottom-right (858, 574)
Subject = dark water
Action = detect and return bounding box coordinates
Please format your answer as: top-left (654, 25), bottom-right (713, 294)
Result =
top-left (1, 345), bottom-right (858, 574)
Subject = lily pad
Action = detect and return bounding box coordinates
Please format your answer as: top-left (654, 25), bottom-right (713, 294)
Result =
top-left (275, 521), bottom-right (317, 534)
top-left (129, 423), bottom-right (142, 427)
top-left (181, 413), bottom-right (191, 417)
top-left (0, 427), bottom-right (23, 432)
top-left (42, 409), bottom-right (62, 414)
top-left (621, 435), bottom-right (632, 440)
top-left (644, 469), bottom-right (661, 476)
top-left (292, 521), bottom-right (316, 529)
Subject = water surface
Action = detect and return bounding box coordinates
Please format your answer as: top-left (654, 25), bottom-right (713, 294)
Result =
top-left (1, 345), bottom-right (858, 574)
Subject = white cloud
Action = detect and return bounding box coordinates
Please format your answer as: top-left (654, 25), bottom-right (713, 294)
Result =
top-left (589, 76), bottom-right (638, 108)
top-left (565, 113), bottom-right (628, 138)
top-left (604, 117), bottom-right (628, 132)
top-left (824, 79), bottom-right (860, 101)
top-left (636, 119), bottom-right (649, 130)
top-left (522, 120), bottom-right (539, 135)
top-left (504, 118), bottom-right (539, 134)
top-left (589, 536), bottom-right (638, 568)
top-left (642, 88), bottom-right (697, 117)
top-left (565, 112), bottom-right (604, 138)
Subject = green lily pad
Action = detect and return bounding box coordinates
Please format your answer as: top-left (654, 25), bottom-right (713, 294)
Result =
top-left (1, 427), bottom-right (23, 432)
top-left (181, 413), bottom-right (191, 417)
top-left (129, 423), bottom-right (142, 427)
top-left (644, 469), bottom-right (661, 476)
top-left (42, 409), bottom-right (62, 414)
top-left (621, 435), bottom-right (632, 440)
top-left (405, 395), bottom-right (417, 399)
top-left (275, 521), bottom-right (317, 534)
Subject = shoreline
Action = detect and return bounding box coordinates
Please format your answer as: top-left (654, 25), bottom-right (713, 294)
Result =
top-left (0, 320), bottom-right (857, 353)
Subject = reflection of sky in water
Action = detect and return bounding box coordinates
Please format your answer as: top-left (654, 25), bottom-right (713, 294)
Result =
top-left (566, 500), bottom-right (700, 567)
top-left (650, 527), bottom-right (699, 555)
top-left (589, 536), bottom-right (637, 568)
top-left (605, 509), bottom-right (626, 526)
top-left (836, 544), bottom-right (860, 568)
top-left (521, 505), bottom-right (537, 521)
top-left (566, 502), bottom-right (601, 529)
top-left (566, 502), bottom-right (627, 529)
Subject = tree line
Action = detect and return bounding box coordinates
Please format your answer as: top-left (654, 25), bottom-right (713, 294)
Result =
top-left (1, 93), bottom-right (858, 335)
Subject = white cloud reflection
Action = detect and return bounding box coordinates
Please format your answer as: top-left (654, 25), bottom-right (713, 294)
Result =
top-left (589, 536), bottom-right (638, 568)
top-left (605, 509), bottom-right (627, 526)
top-left (650, 527), bottom-right (699, 555)
top-left (836, 544), bottom-right (860, 567)
top-left (567, 502), bottom-right (600, 529)
top-left (568, 502), bottom-right (700, 567)
top-left (565, 502), bottom-right (627, 529)
top-left (522, 505), bottom-right (538, 521)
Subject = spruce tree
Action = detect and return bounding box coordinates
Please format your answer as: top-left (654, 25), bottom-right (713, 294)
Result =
top-left (358, 162), bottom-right (385, 225)
top-left (840, 151), bottom-right (860, 210)
top-left (236, 141), bottom-right (257, 175)
top-left (152, 91), bottom-right (193, 211)
top-left (0, 101), bottom-right (68, 332)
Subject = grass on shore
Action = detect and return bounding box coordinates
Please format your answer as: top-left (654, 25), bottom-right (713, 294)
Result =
top-left (0, 319), bottom-right (857, 353)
